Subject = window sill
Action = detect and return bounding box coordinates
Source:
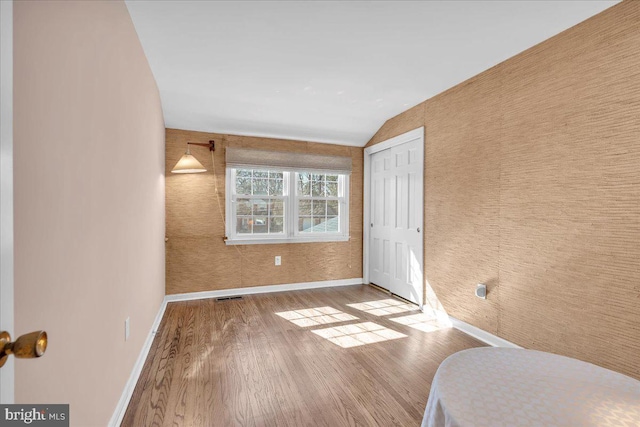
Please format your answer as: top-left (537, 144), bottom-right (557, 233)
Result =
top-left (225, 235), bottom-right (350, 246)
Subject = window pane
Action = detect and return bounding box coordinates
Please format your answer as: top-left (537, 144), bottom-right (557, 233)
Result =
top-left (312, 200), bottom-right (327, 216)
top-left (253, 178), bottom-right (268, 195)
top-left (269, 179), bottom-right (283, 196)
top-left (326, 216), bottom-right (339, 232)
top-left (312, 180), bottom-right (325, 197)
top-left (299, 217), bottom-right (312, 232)
top-left (312, 217), bottom-right (326, 232)
top-left (269, 171), bottom-right (283, 179)
top-left (326, 182), bottom-right (338, 197)
top-left (253, 216), bottom-right (268, 233)
top-left (269, 217), bottom-right (284, 234)
top-left (236, 177), bottom-right (252, 195)
top-left (299, 200), bottom-right (311, 215)
top-left (237, 217), bottom-right (252, 234)
top-left (327, 200), bottom-right (339, 216)
top-left (254, 170), bottom-right (269, 178)
top-left (252, 199), bottom-right (268, 216)
top-left (298, 173), bottom-right (311, 196)
top-left (270, 199), bottom-right (283, 216)
top-left (299, 172), bottom-right (311, 181)
top-left (237, 169), bottom-right (252, 178)
top-left (237, 198), bottom-right (252, 215)
top-left (326, 174), bottom-right (338, 182)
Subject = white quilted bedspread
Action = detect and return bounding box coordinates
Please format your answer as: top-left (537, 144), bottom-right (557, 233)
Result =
top-left (422, 347), bottom-right (640, 427)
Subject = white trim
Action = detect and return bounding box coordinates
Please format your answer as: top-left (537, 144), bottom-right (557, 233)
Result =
top-left (109, 300), bottom-right (168, 427)
top-left (364, 127), bottom-right (424, 156)
top-left (166, 278), bottom-right (364, 302)
top-left (449, 316), bottom-right (522, 349)
top-left (225, 235), bottom-right (349, 246)
top-left (224, 166), bottom-right (235, 241)
top-left (363, 147), bottom-right (370, 284)
top-left (226, 168), bottom-right (350, 245)
top-left (0, 0), bottom-right (14, 404)
top-left (363, 126), bottom-right (425, 286)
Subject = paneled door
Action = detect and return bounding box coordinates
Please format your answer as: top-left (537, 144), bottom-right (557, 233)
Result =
top-left (369, 136), bottom-right (423, 305)
top-left (369, 148), bottom-right (394, 291)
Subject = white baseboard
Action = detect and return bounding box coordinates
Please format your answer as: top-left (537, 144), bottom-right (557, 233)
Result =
top-left (109, 298), bottom-right (168, 427)
top-left (165, 278), bottom-right (364, 303)
top-left (449, 316), bottom-right (522, 349)
top-left (109, 277), bottom-right (363, 425)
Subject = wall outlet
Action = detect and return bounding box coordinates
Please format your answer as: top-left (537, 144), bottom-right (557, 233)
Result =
top-left (275, 256), bottom-right (281, 266)
top-left (475, 284), bottom-right (487, 300)
top-left (125, 317), bottom-right (130, 341)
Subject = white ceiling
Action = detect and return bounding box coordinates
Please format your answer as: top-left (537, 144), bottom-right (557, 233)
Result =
top-left (126, 1), bottom-right (617, 147)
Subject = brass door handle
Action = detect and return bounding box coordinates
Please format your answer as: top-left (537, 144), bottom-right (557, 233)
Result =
top-left (0, 330), bottom-right (48, 368)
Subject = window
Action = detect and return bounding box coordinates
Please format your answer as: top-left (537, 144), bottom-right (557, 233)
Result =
top-left (233, 170), bottom-right (285, 236)
top-left (296, 172), bottom-right (340, 234)
top-left (226, 168), bottom-right (349, 244)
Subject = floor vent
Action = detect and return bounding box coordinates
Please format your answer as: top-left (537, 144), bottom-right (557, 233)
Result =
top-left (215, 295), bottom-right (243, 302)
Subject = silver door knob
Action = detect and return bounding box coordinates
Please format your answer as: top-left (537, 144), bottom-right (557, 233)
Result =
top-left (417, 227), bottom-right (421, 232)
top-left (370, 223), bottom-right (373, 227)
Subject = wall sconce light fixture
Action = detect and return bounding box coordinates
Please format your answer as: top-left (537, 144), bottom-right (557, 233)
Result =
top-left (171, 140), bottom-right (215, 174)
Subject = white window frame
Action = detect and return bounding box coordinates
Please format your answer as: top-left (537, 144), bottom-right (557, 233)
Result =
top-left (225, 168), bottom-right (350, 245)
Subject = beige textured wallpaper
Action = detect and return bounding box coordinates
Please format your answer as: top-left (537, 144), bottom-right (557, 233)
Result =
top-left (165, 129), bottom-right (363, 295)
top-left (13, 1), bottom-right (165, 425)
top-left (366, 1), bottom-right (640, 380)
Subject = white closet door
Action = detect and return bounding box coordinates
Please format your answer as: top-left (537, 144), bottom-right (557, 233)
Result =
top-left (369, 137), bottom-right (423, 306)
top-left (369, 149), bottom-right (394, 291)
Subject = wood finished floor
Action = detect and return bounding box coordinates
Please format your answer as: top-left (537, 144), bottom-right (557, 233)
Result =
top-left (122, 285), bottom-right (484, 426)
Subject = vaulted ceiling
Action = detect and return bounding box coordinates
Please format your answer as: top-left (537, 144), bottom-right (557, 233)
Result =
top-left (126, 1), bottom-right (616, 146)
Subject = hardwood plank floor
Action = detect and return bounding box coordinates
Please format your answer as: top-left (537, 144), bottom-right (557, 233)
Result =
top-left (122, 285), bottom-right (484, 426)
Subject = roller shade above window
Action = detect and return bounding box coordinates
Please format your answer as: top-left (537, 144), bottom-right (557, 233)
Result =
top-left (225, 147), bottom-right (352, 174)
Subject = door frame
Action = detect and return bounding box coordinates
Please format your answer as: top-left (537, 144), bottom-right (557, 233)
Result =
top-left (1, 0), bottom-right (14, 403)
top-left (363, 127), bottom-right (425, 303)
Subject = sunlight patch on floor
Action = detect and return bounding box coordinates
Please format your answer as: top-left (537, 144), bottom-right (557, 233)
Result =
top-left (275, 306), bottom-right (358, 327)
top-left (311, 321), bottom-right (407, 348)
top-left (389, 312), bottom-right (451, 333)
top-left (346, 298), bottom-right (418, 316)
top-left (185, 345), bottom-right (214, 379)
